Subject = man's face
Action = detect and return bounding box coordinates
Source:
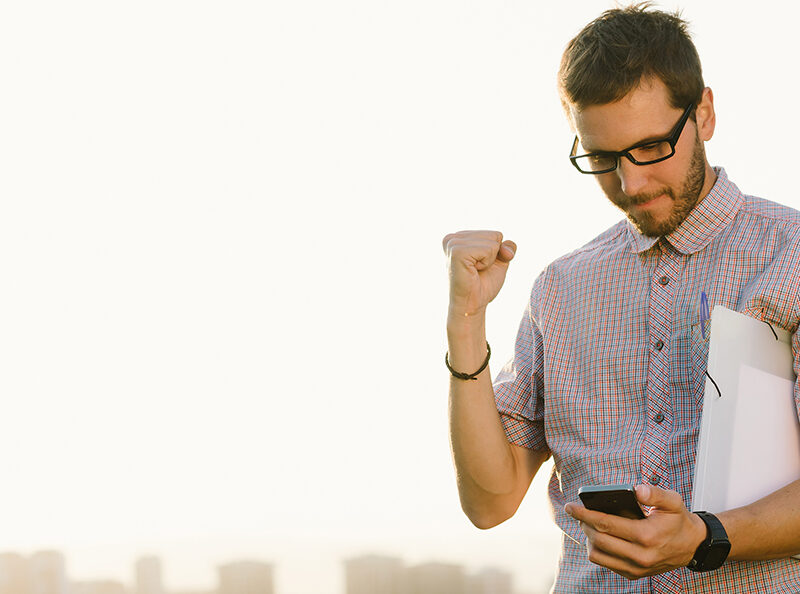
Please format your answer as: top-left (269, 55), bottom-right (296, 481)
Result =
top-left (570, 79), bottom-right (715, 237)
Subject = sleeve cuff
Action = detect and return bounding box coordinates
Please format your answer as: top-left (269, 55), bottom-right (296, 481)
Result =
top-left (499, 411), bottom-right (549, 453)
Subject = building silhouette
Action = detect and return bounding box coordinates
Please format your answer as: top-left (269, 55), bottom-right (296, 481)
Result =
top-left (29, 552), bottom-right (66, 594)
top-left (135, 556), bottom-right (164, 594)
top-left (345, 555), bottom-right (517, 594)
top-left (71, 581), bottom-right (127, 594)
top-left (217, 561), bottom-right (273, 594)
top-left (0, 553), bottom-right (32, 594)
top-left (405, 562), bottom-right (466, 594)
top-left (466, 568), bottom-right (512, 594)
top-left (343, 555), bottom-right (405, 594)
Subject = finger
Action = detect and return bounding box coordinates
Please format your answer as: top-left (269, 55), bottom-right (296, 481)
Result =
top-left (634, 484), bottom-right (684, 512)
top-left (442, 230), bottom-right (504, 253)
top-left (497, 240), bottom-right (517, 263)
top-left (565, 503), bottom-right (643, 543)
top-left (442, 233), bottom-right (454, 252)
top-left (448, 240), bottom-right (508, 272)
top-left (584, 524), bottom-right (652, 569)
top-left (585, 542), bottom-right (650, 580)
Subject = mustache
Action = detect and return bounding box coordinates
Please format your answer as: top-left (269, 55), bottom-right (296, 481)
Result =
top-left (620, 188), bottom-right (674, 206)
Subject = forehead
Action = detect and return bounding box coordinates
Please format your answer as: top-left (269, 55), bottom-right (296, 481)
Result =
top-left (570, 78), bottom-right (682, 152)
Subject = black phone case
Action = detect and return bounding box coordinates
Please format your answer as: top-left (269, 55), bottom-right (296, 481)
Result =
top-left (579, 488), bottom-right (645, 520)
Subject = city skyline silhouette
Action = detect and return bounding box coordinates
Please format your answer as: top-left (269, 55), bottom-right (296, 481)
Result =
top-left (0, 550), bottom-right (552, 594)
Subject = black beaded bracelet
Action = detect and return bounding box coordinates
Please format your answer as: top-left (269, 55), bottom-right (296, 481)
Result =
top-left (445, 342), bottom-right (491, 380)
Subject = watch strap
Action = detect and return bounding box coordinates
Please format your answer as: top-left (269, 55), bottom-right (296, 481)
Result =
top-left (687, 511), bottom-right (731, 572)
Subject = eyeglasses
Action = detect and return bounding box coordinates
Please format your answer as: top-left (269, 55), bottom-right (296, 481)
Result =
top-left (569, 103), bottom-right (695, 175)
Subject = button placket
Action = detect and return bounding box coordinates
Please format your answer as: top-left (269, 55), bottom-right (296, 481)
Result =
top-left (641, 243), bottom-right (684, 493)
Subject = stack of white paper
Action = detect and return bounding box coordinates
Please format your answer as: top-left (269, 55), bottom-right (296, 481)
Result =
top-left (692, 307), bottom-right (800, 556)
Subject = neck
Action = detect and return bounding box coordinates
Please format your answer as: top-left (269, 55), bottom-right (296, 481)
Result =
top-left (696, 162), bottom-right (718, 205)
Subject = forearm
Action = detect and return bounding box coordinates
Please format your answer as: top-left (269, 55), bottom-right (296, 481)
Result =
top-left (447, 312), bottom-right (535, 526)
top-left (448, 373), bottom-right (518, 498)
top-left (719, 478), bottom-right (800, 561)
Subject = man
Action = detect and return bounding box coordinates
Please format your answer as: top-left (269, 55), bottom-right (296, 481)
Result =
top-left (442, 4), bottom-right (800, 593)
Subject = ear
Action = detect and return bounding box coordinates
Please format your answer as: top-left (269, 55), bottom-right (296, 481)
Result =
top-left (696, 87), bottom-right (715, 142)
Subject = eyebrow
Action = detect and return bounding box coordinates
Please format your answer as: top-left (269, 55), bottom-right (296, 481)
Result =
top-left (580, 130), bottom-right (672, 155)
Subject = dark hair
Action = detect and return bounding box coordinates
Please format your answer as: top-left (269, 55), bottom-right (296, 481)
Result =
top-left (558, 3), bottom-right (704, 114)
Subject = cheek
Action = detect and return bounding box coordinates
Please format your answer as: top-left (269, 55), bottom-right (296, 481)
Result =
top-left (656, 160), bottom-right (688, 190)
top-left (596, 174), bottom-right (622, 199)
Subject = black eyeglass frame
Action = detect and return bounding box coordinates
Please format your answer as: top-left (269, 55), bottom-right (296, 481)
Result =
top-left (569, 103), bottom-right (695, 175)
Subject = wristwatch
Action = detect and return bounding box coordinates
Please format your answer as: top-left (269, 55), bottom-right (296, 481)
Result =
top-left (687, 511), bottom-right (731, 572)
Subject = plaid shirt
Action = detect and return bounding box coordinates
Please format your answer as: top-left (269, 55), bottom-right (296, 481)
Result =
top-left (494, 168), bottom-right (800, 593)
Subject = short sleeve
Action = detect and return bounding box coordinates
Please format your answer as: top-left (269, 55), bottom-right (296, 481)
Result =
top-left (493, 287), bottom-right (549, 453)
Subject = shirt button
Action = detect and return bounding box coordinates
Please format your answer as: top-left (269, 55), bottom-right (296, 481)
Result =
top-left (649, 475), bottom-right (661, 486)
top-left (654, 412), bottom-right (665, 424)
top-left (654, 339), bottom-right (664, 351)
top-left (659, 276), bottom-right (670, 285)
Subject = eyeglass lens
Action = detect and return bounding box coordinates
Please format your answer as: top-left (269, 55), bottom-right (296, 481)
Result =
top-left (574, 140), bottom-right (674, 172)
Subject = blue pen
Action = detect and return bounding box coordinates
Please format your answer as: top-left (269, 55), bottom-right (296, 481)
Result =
top-left (700, 291), bottom-right (710, 339)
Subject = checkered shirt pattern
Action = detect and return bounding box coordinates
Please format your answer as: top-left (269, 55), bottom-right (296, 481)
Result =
top-left (494, 168), bottom-right (800, 593)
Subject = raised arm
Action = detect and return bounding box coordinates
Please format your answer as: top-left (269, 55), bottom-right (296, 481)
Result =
top-left (443, 230), bottom-right (548, 529)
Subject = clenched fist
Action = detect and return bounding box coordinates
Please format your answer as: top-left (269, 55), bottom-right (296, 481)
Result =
top-left (442, 230), bottom-right (517, 320)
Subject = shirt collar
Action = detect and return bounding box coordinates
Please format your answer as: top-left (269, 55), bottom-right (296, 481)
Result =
top-left (627, 167), bottom-right (744, 255)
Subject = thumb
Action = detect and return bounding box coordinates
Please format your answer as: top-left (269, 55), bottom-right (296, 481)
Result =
top-left (497, 240), bottom-right (517, 264)
top-left (635, 484), bottom-right (684, 511)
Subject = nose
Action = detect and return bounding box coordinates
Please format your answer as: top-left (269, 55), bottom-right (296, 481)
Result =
top-left (615, 156), bottom-right (650, 197)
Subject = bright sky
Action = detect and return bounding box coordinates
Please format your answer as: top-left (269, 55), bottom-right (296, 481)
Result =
top-left (2, 2), bottom-right (799, 594)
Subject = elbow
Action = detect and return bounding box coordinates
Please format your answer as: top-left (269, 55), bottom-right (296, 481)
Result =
top-left (469, 515), bottom-right (508, 530)
top-left (461, 500), bottom-right (515, 530)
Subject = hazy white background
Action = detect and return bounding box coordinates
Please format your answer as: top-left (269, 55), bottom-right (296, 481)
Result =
top-left (2, 1), bottom-right (799, 593)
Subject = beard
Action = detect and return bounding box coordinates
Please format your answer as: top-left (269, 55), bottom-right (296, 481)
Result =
top-left (612, 135), bottom-right (707, 237)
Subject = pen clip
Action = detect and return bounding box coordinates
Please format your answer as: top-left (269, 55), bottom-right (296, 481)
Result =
top-left (700, 291), bottom-right (710, 340)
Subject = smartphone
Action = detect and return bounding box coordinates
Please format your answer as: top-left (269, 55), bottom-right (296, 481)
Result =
top-left (578, 484), bottom-right (646, 520)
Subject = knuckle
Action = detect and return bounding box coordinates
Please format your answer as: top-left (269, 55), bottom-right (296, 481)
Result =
top-left (638, 530), bottom-right (654, 549)
top-left (622, 570), bottom-right (640, 581)
top-left (594, 519), bottom-right (610, 534)
top-left (635, 550), bottom-right (657, 568)
top-left (442, 234), bottom-right (453, 250)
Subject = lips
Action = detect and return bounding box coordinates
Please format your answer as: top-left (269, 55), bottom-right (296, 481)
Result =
top-left (628, 192), bottom-right (670, 208)
top-left (637, 194), bottom-right (665, 207)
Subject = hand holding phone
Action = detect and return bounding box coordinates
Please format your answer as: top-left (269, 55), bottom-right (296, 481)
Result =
top-left (578, 484), bottom-right (646, 520)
